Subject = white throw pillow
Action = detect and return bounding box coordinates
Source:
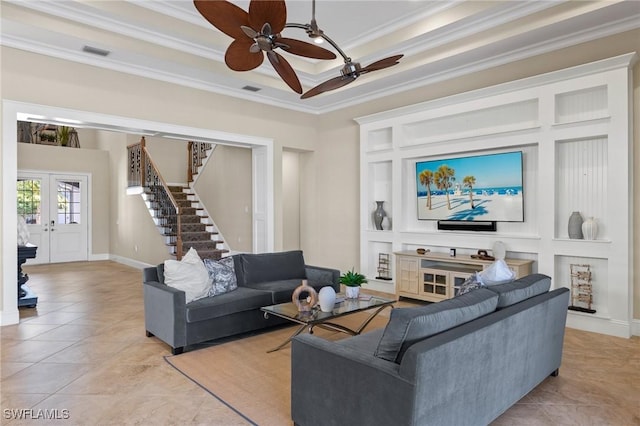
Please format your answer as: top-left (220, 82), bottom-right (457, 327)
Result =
top-left (164, 248), bottom-right (211, 303)
top-left (479, 259), bottom-right (516, 285)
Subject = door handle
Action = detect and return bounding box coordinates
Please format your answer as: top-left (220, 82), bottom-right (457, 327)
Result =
top-left (51, 220), bottom-right (55, 226)
top-left (43, 227), bottom-right (48, 232)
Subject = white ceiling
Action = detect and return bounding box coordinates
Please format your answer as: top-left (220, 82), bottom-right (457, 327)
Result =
top-left (2, 0), bottom-right (639, 115)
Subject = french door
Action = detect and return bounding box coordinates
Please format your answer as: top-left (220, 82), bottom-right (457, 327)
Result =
top-left (17, 172), bottom-right (89, 264)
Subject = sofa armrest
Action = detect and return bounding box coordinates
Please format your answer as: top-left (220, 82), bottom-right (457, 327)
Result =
top-left (291, 334), bottom-right (414, 426)
top-left (142, 281), bottom-right (187, 350)
top-left (305, 265), bottom-right (340, 292)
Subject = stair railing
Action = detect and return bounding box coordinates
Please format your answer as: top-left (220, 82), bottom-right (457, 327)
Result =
top-left (128, 137), bottom-right (183, 260)
top-left (187, 141), bottom-right (213, 183)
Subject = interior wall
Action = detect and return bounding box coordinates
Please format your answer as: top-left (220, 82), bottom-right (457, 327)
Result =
top-left (282, 150), bottom-right (301, 251)
top-left (17, 142), bottom-right (110, 257)
top-left (193, 145), bottom-right (253, 253)
top-left (94, 131), bottom-right (172, 265)
top-left (144, 136), bottom-right (188, 185)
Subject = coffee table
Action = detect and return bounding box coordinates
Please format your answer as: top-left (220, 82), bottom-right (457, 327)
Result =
top-left (261, 295), bottom-right (395, 353)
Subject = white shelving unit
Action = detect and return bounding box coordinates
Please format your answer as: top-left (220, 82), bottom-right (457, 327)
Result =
top-left (356, 53), bottom-right (636, 338)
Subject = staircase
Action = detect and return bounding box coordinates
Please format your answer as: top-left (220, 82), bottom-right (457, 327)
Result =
top-left (163, 185), bottom-right (226, 259)
top-left (128, 137), bottom-right (228, 260)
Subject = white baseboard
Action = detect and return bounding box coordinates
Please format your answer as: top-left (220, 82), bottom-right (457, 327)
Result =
top-left (89, 253), bottom-right (110, 261)
top-left (109, 254), bottom-right (154, 270)
top-left (566, 311), bottom-right (632, 338)
top-left (363, 279), bottom-right (395, 294)
top-left (0, 309), bottom-right (20, 326)
top-left (632, 319), bottom-right (640, 336)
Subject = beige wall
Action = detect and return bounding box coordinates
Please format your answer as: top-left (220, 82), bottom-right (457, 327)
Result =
top-left (1, 28), bottom-right (638, 320)
top-left (17, 143), bottom-right (110, 257)
top-left (144, 136), bottom-right (188, 185)
top-left (282, 150), bottom-right (301, 251)
top-left (193, 145), bottom-right (253, 253)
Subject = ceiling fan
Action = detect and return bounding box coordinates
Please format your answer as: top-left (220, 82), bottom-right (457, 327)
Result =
top-left (194, 0), bottom-right (403, 99)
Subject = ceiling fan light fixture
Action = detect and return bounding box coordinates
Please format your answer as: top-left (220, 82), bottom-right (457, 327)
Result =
top-left (194, 0), bottom-right (403, 99)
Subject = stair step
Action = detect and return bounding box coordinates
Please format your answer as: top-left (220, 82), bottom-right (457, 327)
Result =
top-left (180, 240), bottom-right (224, 252)
top-left (195, 249), bottom-right (229, 261)
top-left (178, 232), bottom-right (215, 242)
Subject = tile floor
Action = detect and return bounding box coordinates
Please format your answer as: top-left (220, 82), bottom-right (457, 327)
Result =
top-left (1, 261), bottom-right (639, 425)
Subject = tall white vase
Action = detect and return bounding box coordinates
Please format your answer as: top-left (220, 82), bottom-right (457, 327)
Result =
top-left (318, 286), bottom-right (337, 312)
top-left (582, 217), bottom-right (598, 240)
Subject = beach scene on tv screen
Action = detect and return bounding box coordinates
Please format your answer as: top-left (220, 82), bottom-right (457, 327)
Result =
top-left (416, 151), bottom-right (524, 222)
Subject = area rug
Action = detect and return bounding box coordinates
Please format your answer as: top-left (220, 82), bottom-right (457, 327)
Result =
top-left (165, 312), bottom-right (390, 425)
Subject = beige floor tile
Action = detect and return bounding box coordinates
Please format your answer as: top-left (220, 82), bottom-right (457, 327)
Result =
top-left (3, 261), bottom-right (638, 426)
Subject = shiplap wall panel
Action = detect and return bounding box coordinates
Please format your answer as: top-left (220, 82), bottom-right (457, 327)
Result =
top-left (555, 137), bottom-right (608, 239)
top-left (555, 85), bottom-right (608, 124)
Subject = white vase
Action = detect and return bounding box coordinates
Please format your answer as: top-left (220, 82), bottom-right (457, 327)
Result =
top-left (17, 216), bottom-right (30, 246)
top-left (582, 217), bottom-right (598, 240)
top-left (318, 286), bottom-right (337, 312)
top-left (345, 286), bottom-right (360, 299)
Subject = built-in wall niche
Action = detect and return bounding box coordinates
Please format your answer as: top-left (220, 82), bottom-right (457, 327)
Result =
top-left (555, 85), bottom-right (608, 124)
top-left (400, 145), bottom-right (539, 237)
top-left (366, 127), bottom-right (392, 152)
top-left (402, 99), bottom-right (538, 147)
top-left (554, 255), bottom-right (608, 318)
top-left (367, 161), bottom-right (392, 231)
top-left (366, 241), bottom-right (394, 283)
top-left (554, 136), bottom-right (608, 240)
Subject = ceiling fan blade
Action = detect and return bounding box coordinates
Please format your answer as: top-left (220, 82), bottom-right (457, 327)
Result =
top-left (194, 0), bottom-right (249, 40)
top-left (360, 54), bottom-right (404, 73)
top-left (277, 38), bottom-right (336, 60)
top-left (226, 38), bottom-right (264, 71)
top-left (301, 75), bottom-right (356, 99)
top-left (249, 0), bottom-right (287, 34)
top-left (267, 51), bottom-right (302, 94)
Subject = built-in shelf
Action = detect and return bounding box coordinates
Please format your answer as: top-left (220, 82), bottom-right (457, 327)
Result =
top-left (357, 53), bottom-right (635, 338)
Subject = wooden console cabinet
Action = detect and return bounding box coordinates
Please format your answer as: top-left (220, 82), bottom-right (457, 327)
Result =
top-left (395, 251), bottom-right (533, 303)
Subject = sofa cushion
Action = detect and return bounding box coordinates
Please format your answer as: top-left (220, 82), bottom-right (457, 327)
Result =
top-left (244, 279), bottom-right (304, 304)
top-left (375, 288), bottom-right (499, 363)
top-left (485, 273), bottom-right (551, 308)
top-left (204, 257), bottom-right (238, 297)
top-left (164, 248), bottom-right (210, 304)
top-left (237, 250), bottom-right (306, 286)
top-left (186, 287), bottom-right (274, 323)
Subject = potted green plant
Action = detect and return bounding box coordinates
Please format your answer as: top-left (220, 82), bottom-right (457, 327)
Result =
top-left (340, 268), bottom-right (367, 299)
top-left (57, 126), bottom-right (71, 146)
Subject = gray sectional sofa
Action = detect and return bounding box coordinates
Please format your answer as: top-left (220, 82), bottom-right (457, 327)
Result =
top-left (291, 274), bottom-right (570, 426)
top-left (143, 250), bottom-right (340, 354)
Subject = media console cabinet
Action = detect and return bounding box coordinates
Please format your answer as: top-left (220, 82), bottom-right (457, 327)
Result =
top-left (395, 251), bottom-right (533, 303)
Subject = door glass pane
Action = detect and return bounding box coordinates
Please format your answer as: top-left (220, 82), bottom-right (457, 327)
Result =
top-left (57, 181), bottom-right (81, 224)
top-left (17, 179), bottom-right (42, 224)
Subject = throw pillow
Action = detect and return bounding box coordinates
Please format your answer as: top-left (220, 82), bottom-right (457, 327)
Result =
top-left (204, 256), bottom-right (238, 297)
top-left (164, 247), bottom-right (211, 304)
top-left (479, 259), bottom-right (516, 285)
top-left (457, 272), bottom-right (485, 296)
top-left (374, 288), bottom-right (498, 363)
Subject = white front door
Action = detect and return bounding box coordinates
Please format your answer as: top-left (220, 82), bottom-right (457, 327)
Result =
top-left (17, 172), bottom-right (89, 264)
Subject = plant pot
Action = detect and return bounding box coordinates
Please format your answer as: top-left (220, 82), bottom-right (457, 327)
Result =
top-left (345, 286), bottom-right (360, 299)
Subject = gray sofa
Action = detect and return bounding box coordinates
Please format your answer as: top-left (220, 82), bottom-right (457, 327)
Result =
top-left (291, 274), bottom-right (570, 426)
top-left (143, 250), bottom-right (340, 354)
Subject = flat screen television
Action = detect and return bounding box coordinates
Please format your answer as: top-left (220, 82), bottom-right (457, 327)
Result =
top-left (415, 151), bottom-right (524, 222)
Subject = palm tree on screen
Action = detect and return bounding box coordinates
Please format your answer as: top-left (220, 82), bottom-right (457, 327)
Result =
top-left (419, 169), bottom-right (434, 209)
top-left (435, 165), bottom-right (455, 210)
top-left (463, 175), bottom-right (476, 209)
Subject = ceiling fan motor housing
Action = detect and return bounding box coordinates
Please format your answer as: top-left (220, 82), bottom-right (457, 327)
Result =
top-left (341, 62), bottom-right (361, 77)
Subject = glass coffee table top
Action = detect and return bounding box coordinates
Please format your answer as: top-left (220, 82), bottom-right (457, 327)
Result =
top-left (260, 295), bottom-right (395, 352)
